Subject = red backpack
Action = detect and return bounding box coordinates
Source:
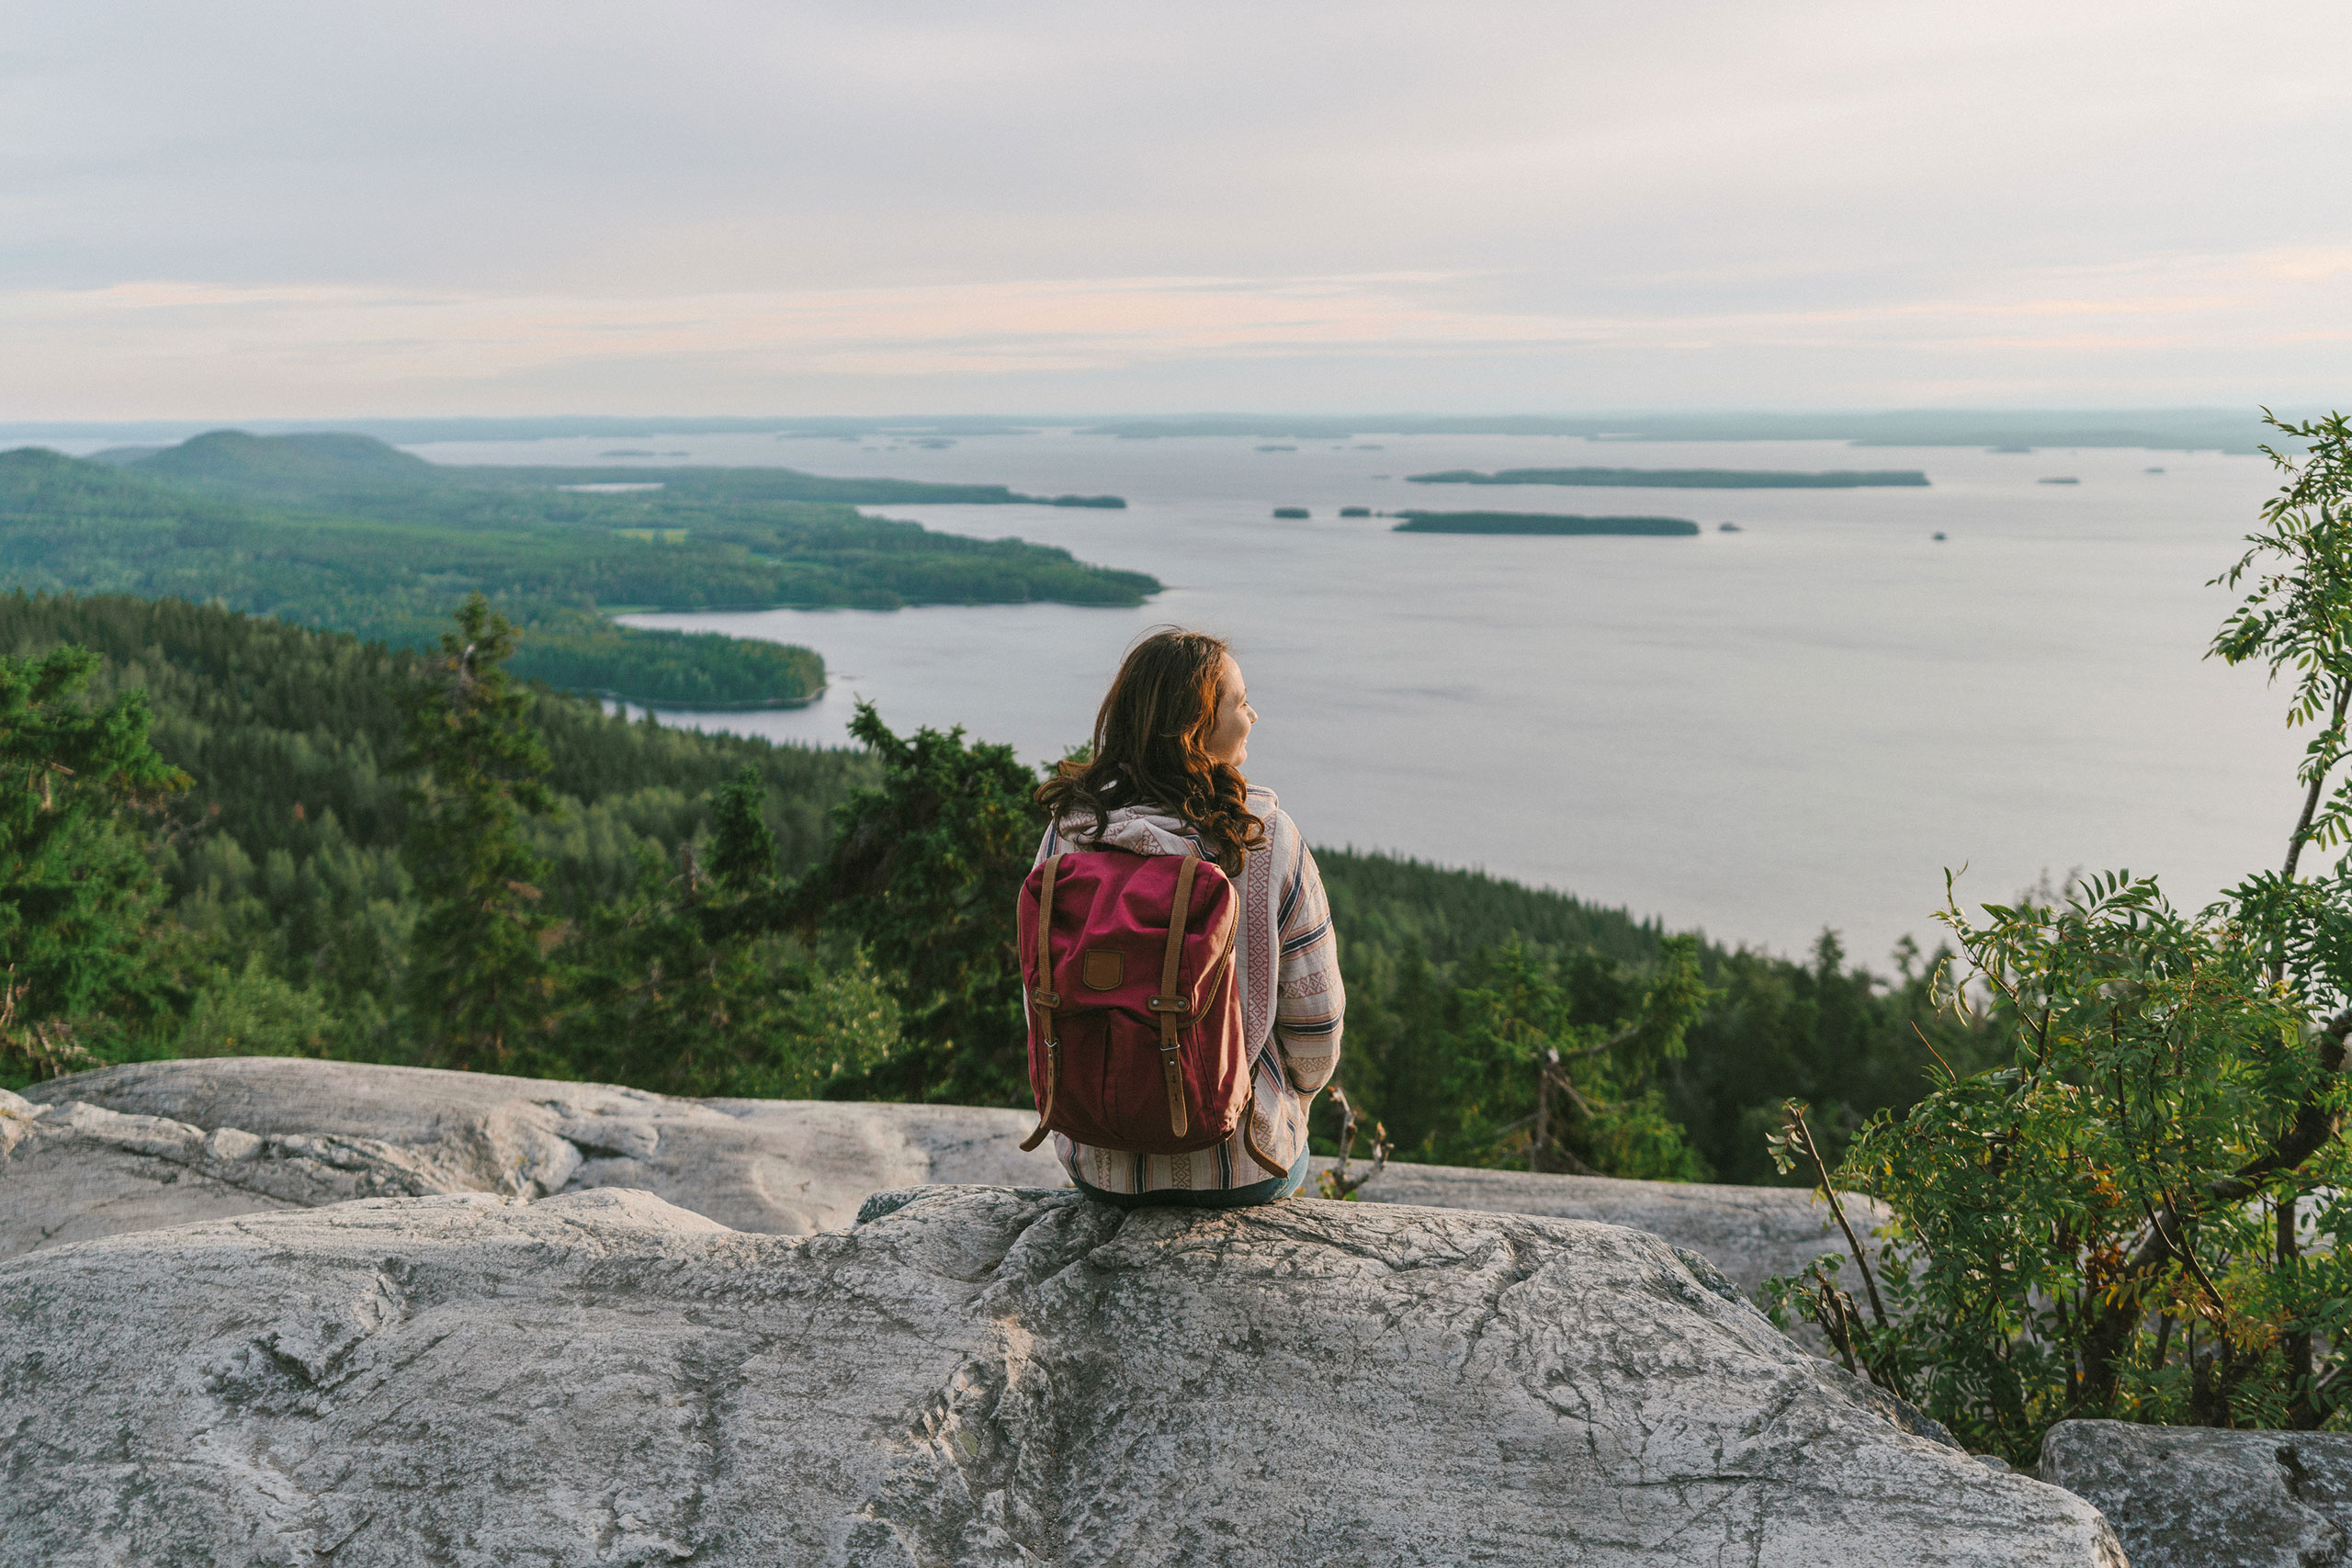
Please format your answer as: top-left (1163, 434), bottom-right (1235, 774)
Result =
top-left (1015, 848), bottom-right (1285, 1176)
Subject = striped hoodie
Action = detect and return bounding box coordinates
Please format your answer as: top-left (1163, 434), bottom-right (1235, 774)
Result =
top-left (1035, 785), bottom-right (1343, 1194)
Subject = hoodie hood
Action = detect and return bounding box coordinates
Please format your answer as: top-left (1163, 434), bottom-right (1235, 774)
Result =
top-left (1053, 786), bottom-right (1278, 860)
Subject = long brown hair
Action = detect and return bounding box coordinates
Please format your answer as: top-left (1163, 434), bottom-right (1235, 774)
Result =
top-left (1036, 627), bottom-right (1266, 875)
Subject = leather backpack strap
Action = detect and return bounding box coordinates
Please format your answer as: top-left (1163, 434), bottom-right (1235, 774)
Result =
top-left (1147, 853), bottom-right (1202, 1139)
top-left (1018, 854), bottom-right (1065, 1153)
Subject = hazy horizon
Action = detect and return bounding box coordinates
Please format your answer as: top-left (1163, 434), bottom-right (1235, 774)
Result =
top-left (0, 406), bottom-right (2306, 453)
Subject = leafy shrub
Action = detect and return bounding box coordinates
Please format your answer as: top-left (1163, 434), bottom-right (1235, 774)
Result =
top-left (1770, 412), bottom-right (2352, 1461)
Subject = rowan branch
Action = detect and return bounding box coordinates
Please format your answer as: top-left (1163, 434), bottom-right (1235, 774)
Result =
top-left (2208, 1005), bottom-right (2352, 1203)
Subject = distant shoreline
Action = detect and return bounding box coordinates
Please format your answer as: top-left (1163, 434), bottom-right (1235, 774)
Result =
top-left (605, 684), bottom-right (827, 714)
top-left (0, 408), bottom-right (2288, 457)
top-left (1407, 466), bottom-right (1929, 490)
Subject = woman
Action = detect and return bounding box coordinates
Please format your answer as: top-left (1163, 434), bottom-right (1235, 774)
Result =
top-left (1035, 628), bottom-right (1342, 1207)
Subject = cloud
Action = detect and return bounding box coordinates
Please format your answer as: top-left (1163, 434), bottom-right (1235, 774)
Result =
top-left (3, 1), bottom-right (2347, 414)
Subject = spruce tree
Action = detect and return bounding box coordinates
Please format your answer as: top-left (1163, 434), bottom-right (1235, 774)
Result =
top-left (559, 765), bottom-right (900, 1098)
top-left (0, 645), bottom-right (187, 1082)
top-left (398, 595), bottom-right (558, 1071)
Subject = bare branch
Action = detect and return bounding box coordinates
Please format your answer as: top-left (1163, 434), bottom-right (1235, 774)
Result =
top-left (1783, 1103), bottom-right (1890, 1333)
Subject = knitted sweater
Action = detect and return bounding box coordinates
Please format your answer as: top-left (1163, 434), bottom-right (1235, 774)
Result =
top-left (1035, 785), bottom-right (1344, 1194)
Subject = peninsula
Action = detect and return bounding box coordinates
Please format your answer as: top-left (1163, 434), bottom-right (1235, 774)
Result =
top-left (0, 431), bottom-right (1157, 707)
top-left (1406, 467), bottom-right (1929, 489)
top-left (1395, 511), bottom-right (1701, 536)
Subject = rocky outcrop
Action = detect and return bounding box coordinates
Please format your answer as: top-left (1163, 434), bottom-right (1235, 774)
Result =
top-left (1345, 1159), bottom-right (1880, 1297)
top-left (2041, 1419), bottom-right (2352, 1567)
top-left (1, 1183), bottom-right (2120, 1566)
top-left (3, 1057), bottom-right (1060, 1253)
top-left (5, 1059), bottom-right (1878, 1301)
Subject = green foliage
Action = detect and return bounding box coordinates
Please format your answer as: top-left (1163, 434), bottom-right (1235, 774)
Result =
top-left (177, 955), bottom-right (339, 1058)
top-left (134, 429), bottom-right (438, 492)
top-left (0, 643), bottom-right (187, 1083)
top-left (1421, 935), bottom-right (1713, 1178)
top-left (556, 814), bottom-right (901, 1100)
top-left (1315, 849), bottom-right (1678, 964)
top-left (124, 427), bottom-right (1119, 511)
top-left (1775, 410), bottom-right (2352, 1462)
top-left (1321, 851), bottom-right (1987, 1183)
top-left (398, 596), bottom-right (560, 1071)
top-left (1672, 931), bottom-right (1984, 1183)
top-left (796, 703), bottom-right (1046, 1105)
top-left (708, 765), bottom-right (783, 892)
top-left (2213, 411), bottom-right (2352, 869)
top-left (0, 592), bottom-right (877, 1079)
top-left (504, 627), bottom-right (823, 711)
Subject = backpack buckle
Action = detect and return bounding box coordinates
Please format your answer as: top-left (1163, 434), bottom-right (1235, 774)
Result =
top-left (1032, 988), bottom-right (1062, 1009)
top-left (1146, 995), bottom-right (1188, 1014)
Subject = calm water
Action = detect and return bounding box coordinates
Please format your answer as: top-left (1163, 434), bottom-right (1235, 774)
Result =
top-left (412, 429), bottom-right (2298, 964)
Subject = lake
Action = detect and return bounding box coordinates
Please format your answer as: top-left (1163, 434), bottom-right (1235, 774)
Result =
top-left (410, 427), bottom-right (2298, 966)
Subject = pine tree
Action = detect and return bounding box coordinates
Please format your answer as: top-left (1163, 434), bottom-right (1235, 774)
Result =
top-left (398, 596), bottom-right (558, 1071)
top-left (0, 645), bottom-right (187, 1082)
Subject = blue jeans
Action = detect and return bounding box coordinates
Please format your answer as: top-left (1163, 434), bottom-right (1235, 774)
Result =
top-left (1073, 1154), bottom-right (1312, 1210)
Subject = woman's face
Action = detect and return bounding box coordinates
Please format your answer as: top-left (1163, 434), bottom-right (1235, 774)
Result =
top-left (1203, 653), bottom-right (1255, 767)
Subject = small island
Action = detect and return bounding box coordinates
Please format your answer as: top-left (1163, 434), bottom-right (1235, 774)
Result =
top-left (1272, 506), bottom-right (1310, 519)
top-left (1395, 511), bottom-right (1700, 536)
top-left (1405, 467), bottom-right (1929, 489)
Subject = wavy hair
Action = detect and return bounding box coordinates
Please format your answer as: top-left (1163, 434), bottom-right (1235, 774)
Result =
top-left (1035, 628), bottom-right (1265, 875)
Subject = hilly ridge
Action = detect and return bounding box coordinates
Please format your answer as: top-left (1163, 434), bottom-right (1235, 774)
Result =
top-left (110, 428), bottom-right (1125, 510)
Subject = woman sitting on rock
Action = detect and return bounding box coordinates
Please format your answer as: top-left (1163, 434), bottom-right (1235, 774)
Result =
top-left (1030, 627), bottom-right (1343, 1208)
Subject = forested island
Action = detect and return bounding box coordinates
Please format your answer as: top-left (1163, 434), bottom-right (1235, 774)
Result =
top-left (1406, 467), bottom-right (1930, 489)
top-left (1395, 511), bottom-right (1701, 536)
top-left (0, 432), bottom-right (1155, 706)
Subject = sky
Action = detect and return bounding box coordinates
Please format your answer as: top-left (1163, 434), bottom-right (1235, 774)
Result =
top-left (5, 0), bottom-right (2348, 419)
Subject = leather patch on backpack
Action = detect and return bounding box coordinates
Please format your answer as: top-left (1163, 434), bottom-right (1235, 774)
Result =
top-left (1080, 949), bottom-right (1124, 990)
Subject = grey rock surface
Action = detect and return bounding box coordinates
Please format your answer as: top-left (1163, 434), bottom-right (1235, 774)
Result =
top-left (2042, 1418), bottom-right (2352, 1567)
top-left (1, 1183), bottom-right (2122, 1567)
top-left (6, 1057), bottom-right (1061, 1255)
top-left (1340, 1158), bottom-right (1883, 1297)
top-left (6, 1059), bottom-right (1877, 1301)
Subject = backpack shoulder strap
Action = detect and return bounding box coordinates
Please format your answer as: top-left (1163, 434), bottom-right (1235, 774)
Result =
top-left (1017, 853), bottom-right (1065, 1153)
top-left (1145, 853), bottom-right (1202, 1139)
